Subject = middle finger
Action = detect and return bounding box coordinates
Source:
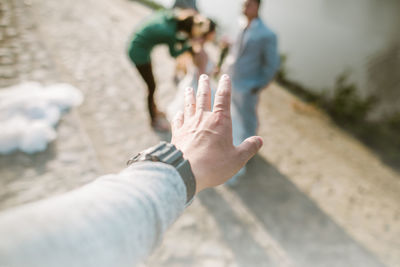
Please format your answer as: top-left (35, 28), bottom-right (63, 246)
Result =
top-left (196, 74), bottom-right (211, 113)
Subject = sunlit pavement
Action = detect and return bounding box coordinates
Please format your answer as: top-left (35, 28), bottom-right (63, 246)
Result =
top-left (0, 0), bottom-right (399, 266)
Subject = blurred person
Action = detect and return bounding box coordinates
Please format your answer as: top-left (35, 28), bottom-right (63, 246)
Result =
top-left (0, 75), bottom-right (263, 267)
top-left (171, 0), bottom-right (199, 85)
top-left (215, 36), bottom-right (231, 75)
top-left (128, 9), bottom-right (210, 131)
top-left (167, 19), bottom-right (217, 121)
top-left (223, 0), bottom-right (280, 184)
top-left (173, 0), bottom-right (198, 11)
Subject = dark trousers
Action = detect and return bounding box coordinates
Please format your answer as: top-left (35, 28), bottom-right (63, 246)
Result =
top-left (136, 63), bottom-right (157, 121)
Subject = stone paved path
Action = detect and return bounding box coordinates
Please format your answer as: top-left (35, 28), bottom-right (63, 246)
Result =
top-left (0, 0), bottom-right (100, 210)
top-left (0, 0), bottom-right (399, 266)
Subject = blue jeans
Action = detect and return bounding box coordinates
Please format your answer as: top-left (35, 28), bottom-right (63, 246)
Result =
top-left (231, 88), bottom-right (259, 147)
top-left (228, 87), bottom-right (259, 182)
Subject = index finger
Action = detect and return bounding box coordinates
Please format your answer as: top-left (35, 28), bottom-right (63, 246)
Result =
top-left (212, 74), bottom-right (231, 117)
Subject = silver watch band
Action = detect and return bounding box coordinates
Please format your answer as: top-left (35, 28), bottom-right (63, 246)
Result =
top-left (127, 142), bottom-right (196, 203)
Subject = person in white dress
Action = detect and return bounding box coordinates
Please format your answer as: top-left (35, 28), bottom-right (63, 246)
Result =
top-left (167, 19), bottom-right (217, 121)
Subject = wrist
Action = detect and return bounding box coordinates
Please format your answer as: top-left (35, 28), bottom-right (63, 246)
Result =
top-left (127, 142), bottom-right (196, 203)
top-left (177, 147), bottom-right (208, 194)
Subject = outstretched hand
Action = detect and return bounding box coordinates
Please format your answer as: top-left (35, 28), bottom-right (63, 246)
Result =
top-left (171, 74), bottom-right (263, 193)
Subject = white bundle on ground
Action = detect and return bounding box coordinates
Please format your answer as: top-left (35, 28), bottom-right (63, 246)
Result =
top-left (0, 82), bottom-right (84, 154)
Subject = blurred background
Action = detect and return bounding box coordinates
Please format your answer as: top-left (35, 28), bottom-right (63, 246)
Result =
top-left (0, 0), bottom-right (399, 266)
top-left (161, 0), bottom-right (400, 115)
top-left (157, 0), bottom-right (400, 169)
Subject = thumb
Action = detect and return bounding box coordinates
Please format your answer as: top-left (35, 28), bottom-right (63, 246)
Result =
top-left (236, 136), bottom-right (263, 164)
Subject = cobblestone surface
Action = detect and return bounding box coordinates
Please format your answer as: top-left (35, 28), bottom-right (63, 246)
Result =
top-left (0, 0), bottom-right (399, 266)
top-left (0, 0), bottom-right (99, 210)
top-left (0, 0), bottom-right (51, 87)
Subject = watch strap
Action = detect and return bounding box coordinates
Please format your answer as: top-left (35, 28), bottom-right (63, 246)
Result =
top-left (127, 142), bottom-right (196, 203)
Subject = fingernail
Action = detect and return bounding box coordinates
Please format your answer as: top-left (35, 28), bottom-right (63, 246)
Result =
top-left (200, 74), bottom-right (208, 80)
top-left (185, 87), bottom-right (193, 93)
top-left (222, 74), bottom-right (229, 80)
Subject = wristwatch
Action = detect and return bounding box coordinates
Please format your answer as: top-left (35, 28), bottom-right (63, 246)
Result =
top-left (127, 142), bottom-right (196, 204)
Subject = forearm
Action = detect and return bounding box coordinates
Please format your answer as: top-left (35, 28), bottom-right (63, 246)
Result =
top-left (0, 162), bottom-right (186, 267)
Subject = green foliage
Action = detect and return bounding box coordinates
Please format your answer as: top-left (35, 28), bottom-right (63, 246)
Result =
top-left (325, 73), bottom-right (377, 124)
top-left (276, 54), bottom-right (288, 82)
top-left (276, 55), bottom-right (400, 171)
top-left (276, 54), bottom-right (324, 105)
top-left (277, 55), bottom-right (376, 123)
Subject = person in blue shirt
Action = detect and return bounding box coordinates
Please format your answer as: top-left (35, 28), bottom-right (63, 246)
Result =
top-left (224, 0), bottom-right (280, 184)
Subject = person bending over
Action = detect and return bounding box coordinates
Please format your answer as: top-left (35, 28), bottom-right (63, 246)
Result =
top-left (168, 19), bottom-right (217, 121)
top-left (128, 9), bottom-right (211, 131)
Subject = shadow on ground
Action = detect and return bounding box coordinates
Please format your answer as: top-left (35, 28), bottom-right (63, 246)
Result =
top-left (0, 143), bottom-right (57, 207)
top-left (0, 143), bottom-right (57, 184)
top-left (198, 154), bottom-right (385, 267)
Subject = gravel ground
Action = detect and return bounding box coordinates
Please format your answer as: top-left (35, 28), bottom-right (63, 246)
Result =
top-left (0, 0), bottom-right (399, 266)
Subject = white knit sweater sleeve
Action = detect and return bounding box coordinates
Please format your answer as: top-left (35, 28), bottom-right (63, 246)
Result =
top-left (0, 162), bottom-right (186, 267)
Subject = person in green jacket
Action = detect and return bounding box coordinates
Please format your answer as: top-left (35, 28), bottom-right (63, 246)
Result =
top-left (128, 10), bottom-right (211, 131)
